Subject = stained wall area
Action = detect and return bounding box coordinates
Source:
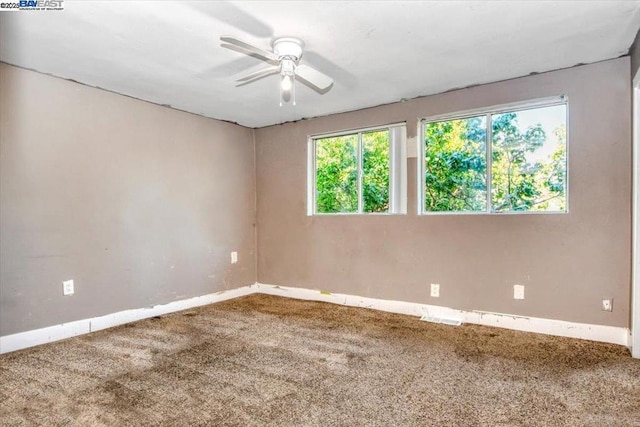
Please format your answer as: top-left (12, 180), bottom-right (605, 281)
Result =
top-left (255, 58), bottom-right (632, 328)
top-left (0, 63), bottom-right (256, 336)
top-left (631, 27), bottom-right (640, 80)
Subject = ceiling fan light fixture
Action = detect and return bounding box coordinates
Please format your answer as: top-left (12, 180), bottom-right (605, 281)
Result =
top-left (281, 74), bottom-right (293, 92)
top-left (279, 58), bottom-right (296, 106)
top-left (279, 73), bottom-right (296, 106)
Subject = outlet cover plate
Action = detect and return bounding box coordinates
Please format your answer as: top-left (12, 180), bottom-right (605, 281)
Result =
top-left (231, 251), bottom-right (238, 264)
top-left (63, 279), bottom-right (74, 296)
top-left (513, 284), bottom-right (525, 300)
top-left (602, 298), bottom-right (613, 312)
top-left (430, 283), bottom-right (440, 298)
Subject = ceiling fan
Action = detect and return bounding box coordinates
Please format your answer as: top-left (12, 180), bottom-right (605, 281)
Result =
top-left (220, 36), bottom-right (334, 106)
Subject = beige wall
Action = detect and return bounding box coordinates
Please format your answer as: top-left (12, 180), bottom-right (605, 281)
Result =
top-left (1, 56), bottom-right (633, 336)
top-left (0, 63), bottom-right (256, 336)
top-left (255, 58), bottom-right (632, 328)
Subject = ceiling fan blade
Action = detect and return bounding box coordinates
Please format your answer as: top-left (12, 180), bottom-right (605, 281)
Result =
top-left (305, 50), bottom-right (357, 88)
top-left (236, 66), bottom-right (280, 83)
top-left (221, 44), bottom-right (279, 65)
top-left (220, 36), bottom-right (278, 62)
top-left (295, 64), bottom-right (334, 92)
top-left (197, 56), bottom-right (260, 79)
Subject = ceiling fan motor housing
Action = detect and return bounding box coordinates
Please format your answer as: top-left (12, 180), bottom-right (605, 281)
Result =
top-left (272, 37), bottom-right (304, 61)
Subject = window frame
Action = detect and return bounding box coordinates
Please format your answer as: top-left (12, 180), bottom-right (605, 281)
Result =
top-left (307, 123), bottom-right (407, 216)
top-left (418, 96), bottom-right (569, 216)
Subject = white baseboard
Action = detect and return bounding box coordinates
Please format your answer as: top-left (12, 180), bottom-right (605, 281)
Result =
top-left (254, 283), bottom-right (630, 348)
top-left (0, 285), bottom-right (255, 354)
top-left (0, 282), bottom-right (631, 355)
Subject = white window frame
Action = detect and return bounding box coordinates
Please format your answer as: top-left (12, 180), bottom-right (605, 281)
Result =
top-left (307, 123), bottom-right (407, 216)
top-left (418, 96), bottom-right (569, 215)
top-left (632, 69), bottom-right (640, 359)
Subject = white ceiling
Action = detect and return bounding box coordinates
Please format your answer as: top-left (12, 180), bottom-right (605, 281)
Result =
top-left (1, 1), bottom-right (639, 128)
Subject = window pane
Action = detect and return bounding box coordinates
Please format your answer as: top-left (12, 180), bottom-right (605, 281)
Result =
top-left (424, 116), bottom-right (487, 212)
top-left (315, 134), bottom-right (358, 213)
top-left (362, 130), bottom-right (390, 213)
top-left (491, 105), bottom-right (567, 212)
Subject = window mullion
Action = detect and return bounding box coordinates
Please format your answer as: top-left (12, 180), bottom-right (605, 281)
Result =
top-left (486, 113), bottom-right (493, 213)
top-left (419, 122), bottom-right (424, 215)
top-left (389, 129), bottom-right (395, 214)
top-left (309, 138), bottom-right (316, 215)
top-left (357, 132), bottom-right (364, 213)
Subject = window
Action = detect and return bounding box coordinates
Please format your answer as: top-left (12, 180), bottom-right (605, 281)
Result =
top-left (420, 97), bottom-right (567, 214)
top-left (308, 124), bottom-right (406, 215)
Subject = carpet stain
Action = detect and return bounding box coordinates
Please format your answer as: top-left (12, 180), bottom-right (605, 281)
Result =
top-left (1, 294), bottom-right (639, 426)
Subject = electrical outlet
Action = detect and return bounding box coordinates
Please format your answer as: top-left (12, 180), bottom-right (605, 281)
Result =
top-left (63, 279), bottom-right (74, 296)
top-left (513, 284), bottom-right (525, 300)
top-left (430, 283), bottom-right (440, 298)
top-left (231, 251), bottom-right (238, 264)
top-left (602, 299), bottom-right (613, 312)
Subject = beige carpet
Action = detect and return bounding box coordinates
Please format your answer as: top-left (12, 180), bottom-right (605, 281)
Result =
top-left (1, 294), bottom-right (639, 426)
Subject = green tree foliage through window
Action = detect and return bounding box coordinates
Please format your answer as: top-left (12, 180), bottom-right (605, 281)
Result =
top-left (424, 116), bottom-right (487, 212)
top-left (314, 129), bottom-right (390, 214)
top-left (315, 135), bottom-right (358, 213)
top-left (423, 103), bottom-right (567, 213)
top-left (362, 131), bottom-right (390, 213)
